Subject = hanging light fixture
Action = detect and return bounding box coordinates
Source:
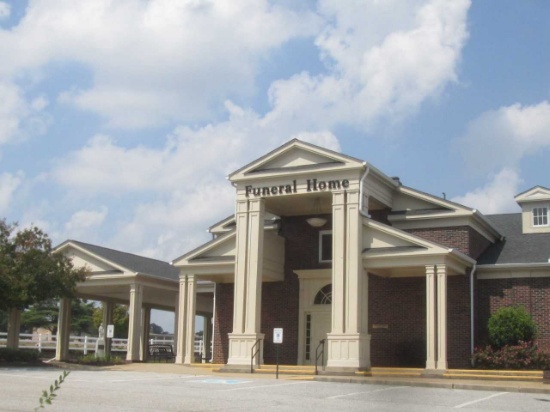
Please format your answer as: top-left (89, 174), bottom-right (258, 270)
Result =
top-left (306, 197), bottom-right (327, 228)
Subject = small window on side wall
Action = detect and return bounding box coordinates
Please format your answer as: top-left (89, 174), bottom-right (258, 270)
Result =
top-left (533, 207), bottom-right (549, 227)
top-left (319, 230), bottom-right (332, 262)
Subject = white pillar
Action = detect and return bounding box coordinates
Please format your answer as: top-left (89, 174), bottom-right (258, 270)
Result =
top-left (176, 276), bottom-right (188, 364)
top-left (227, 198), bottom-right (265, 366)
top-left (425, 265), bottom-right (436, 370)
top-left (173, 293), bottom-right (179, 356)
top-left (436, 264), bottom-right (448, 370)
top-left (327, 189), bottom-right (370, 371)
top-left (6, 308), bottom-right (21, 348)
top-left (127, 283), bottom-right (143, 362)
top-left (184, 275), bottom-right (197, 364)
top-left (55, 298), bottom-right (72, 361)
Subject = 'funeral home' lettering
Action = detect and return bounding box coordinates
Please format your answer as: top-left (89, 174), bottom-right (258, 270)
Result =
top-left (245, 178), bottom-right (349, 197)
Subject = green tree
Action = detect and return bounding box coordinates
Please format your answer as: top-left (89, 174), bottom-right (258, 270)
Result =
top-left (21, 299), bottom-right (96, 335)
top-left (0, 220), bottom-right (87, 311)
top-left (488, 305), bottom-right (537, 349)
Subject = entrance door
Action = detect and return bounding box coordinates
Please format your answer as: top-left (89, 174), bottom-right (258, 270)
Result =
top-left (305, 311), bottom-right (331, 365)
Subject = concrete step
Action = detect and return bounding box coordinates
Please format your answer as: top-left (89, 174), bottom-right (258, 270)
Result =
top-left (443, 369), bottom-right (543, 381)
top-left (366, 367), bottom-right (424, 377)
top-left (190, 363), bottom-right (223, 372)
top-left (255, 364), bottom-right (316, 375)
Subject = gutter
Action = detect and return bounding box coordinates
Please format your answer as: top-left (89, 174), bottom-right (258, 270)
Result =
top-left (359, 163), bottom-right (371, 218)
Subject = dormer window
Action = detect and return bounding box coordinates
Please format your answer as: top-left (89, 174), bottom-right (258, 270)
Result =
top-left (533, 207), bottom-right (549, 227)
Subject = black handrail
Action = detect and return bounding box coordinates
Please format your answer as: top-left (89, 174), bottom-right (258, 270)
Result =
top-left (250, 338), bottom-right (263, 373)
top-left (315, 339), bottom-right (326, 375)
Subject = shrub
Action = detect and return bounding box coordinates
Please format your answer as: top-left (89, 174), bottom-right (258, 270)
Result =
top-left (472, 341), bottom-right (550, 370)
top-left (488, 305), bottom-right (537, 349)
top-left (0, 348), bottom-right (41, 364)
top-left (75, 354), bottom-right (125, 366)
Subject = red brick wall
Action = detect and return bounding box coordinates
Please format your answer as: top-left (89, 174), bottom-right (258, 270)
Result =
top-left (447, 274), bottom-right (472, 368)
top-left (476, 277), bottom-right (550, 351)
top-left (212, 283), bottom-right (233, 364)
top-left (369, 275), bottom-right (426, 367)
top-left (407, 226), bottom-right (491, 259)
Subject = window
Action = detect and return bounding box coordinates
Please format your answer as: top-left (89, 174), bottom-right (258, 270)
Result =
top-left (533, 207), bottom-right (549, 227)
top-left (314, 284), bottom-right (332, 305)
top-left (319, 230), bottom-right (332, 262)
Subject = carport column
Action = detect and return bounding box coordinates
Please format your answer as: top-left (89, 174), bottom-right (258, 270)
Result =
top-left (55, 298), bottom-right (72, 361)
top-left (175, 275), bottom-right (188, 364)
top-left (436, 264), bottom-right (448, 370)
top-left (6, 308), bottom-right (21, 348)
top-left (227, 198), bottom-right (265, 366)
top-left (127, 283), bottom-right (143, 362)
top-left (102, 301), bottom-right (114, 355)
top-left (425, 265), bottom-right (436, 370)
top-left (141, 306), bottom-right (151, 361)
top-left (184, 275), bottom-right (197, 364)
top-left (173, 294), bottom-right (179, 357)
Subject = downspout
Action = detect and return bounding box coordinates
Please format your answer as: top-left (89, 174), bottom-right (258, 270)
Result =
top-left (470, 263), bottom-right (477, 365)
top-left (359, 163), bottom-right (371, 218)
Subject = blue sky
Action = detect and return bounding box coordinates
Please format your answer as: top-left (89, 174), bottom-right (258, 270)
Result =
top-left (1, 1), bottom-right (549, 331)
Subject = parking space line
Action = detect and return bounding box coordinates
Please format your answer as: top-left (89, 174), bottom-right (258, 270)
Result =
top-left (455, 392), bottom-right (507, 409)
top-left (326, 386), bottom-right (402, 400)
top-left (220, 380), bottom-right (314, 392)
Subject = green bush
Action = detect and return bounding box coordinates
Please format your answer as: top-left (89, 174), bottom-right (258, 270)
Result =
top-left (472, 341), bottom-right (550, 370)
top-left (75, 353), bottom-right (125, 366)
top-left (488, 305), bottom-right (537, 349)
top-left (0, 348), bottom-right (41, 363)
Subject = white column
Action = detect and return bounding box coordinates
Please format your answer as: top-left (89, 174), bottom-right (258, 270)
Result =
top-left (176, 276), bottom-right (188, 364)
top-left (330, 190), bottom-right (346, 335)
top-left (102, 301), bottom-right (114, 355)
top-left (184, 275), bottom-right (197, 364)
top-left (227, 198), bottom-right (265, 366)
top-left (173, 293), bottom-right (179, 357)
top-left (141, 306), bottom-right (151, 361)
top-left (436, 264), bottom-right (448, 370)
top-left (6, 308), bottom-right (21, 348)
top-left (55, 298), bottom-right (72, 361)
top-left (127, 283), bottom-right (143, 362)
top-left (425, 265), bottom-right (436, 370)
top-left (327, 189), bottom-right (371, 371)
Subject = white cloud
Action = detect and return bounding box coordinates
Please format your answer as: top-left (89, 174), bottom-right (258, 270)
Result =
top-left (0, 2), bottom-right (9, 20)
top-left (459, 101), bottom-right (550, 175)
top-left (451, 168), bottom-right (522, 215)
top-left (263, 0), bottom-right (470, 131)
top-left (64, 206), bottom-right (108, 238)
top-left (1, 0), bottom-right (320, 129)
top-left (0, 171), bottom-right (23, 214)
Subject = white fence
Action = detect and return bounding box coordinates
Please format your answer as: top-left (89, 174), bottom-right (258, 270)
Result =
top-left (0, 332), bottom-right (205, 355)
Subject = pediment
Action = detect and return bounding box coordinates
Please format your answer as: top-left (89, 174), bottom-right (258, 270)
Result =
top-left (56, 242), bottom-right (125, 273)
top-left (515, 186), bottom-right (550, 204)
top-left (172, 231), bottom-right (236, 266)
top-left (229, 139), bottom-right (364, 182)
top-left (363, 219), bottom-right (447, 254)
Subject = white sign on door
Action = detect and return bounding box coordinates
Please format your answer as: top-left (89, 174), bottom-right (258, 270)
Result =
top-left (106, 324), bottom-right (114, 338)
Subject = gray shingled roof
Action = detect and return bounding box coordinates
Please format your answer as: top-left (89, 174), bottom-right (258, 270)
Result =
top-left (62, 240), bottom-right (179, 281)
top-left (478, 213), bottom-right (550, 265)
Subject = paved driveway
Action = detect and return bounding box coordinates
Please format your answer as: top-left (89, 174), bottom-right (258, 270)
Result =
top-left (1, 367), bottom-right (550, 411)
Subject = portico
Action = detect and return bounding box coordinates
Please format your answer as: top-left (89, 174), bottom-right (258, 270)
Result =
top-left (173, 139), bottom-right (480, 373)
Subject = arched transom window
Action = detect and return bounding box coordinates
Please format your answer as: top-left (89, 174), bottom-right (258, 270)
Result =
top-left (314, 284), bottom-right (332, 305)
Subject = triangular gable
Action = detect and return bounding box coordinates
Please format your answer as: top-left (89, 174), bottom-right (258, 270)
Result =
top-left (172, 231), bottom-right (236, 266)
top-left (363, 219), bottom-right (449, 253)
top-left (393, 186), bottom-right (472, 214)
top-left (228, 139), bottom-right (365, 182)
top-left (515, 186), bottom-right (550, 203)
top-left (55, 241), bottom-right (128, 274)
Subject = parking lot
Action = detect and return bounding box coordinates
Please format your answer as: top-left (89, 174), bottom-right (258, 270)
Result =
top-left (1, 367), bottom-right (550, 411)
